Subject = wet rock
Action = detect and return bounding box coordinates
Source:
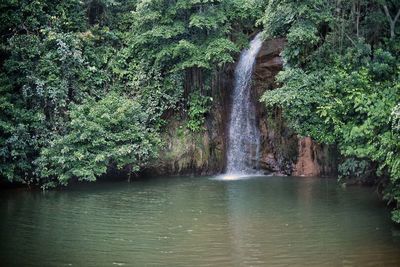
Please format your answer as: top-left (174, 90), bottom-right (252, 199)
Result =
top-left (144, 68), bottom-right (232, 177)
top-left (253, 38), bottom-right (337, 177)
top-left (145, 37), bottom-right (337, 178)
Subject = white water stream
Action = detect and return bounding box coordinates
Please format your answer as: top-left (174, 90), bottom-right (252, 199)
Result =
top-left (226, 33), bottom-right (263, 175)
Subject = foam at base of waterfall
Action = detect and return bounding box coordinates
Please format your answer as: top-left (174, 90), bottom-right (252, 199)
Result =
top-left (213, 173), bottom-right (266, 181)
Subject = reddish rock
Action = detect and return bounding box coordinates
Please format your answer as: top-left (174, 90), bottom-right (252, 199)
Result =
top-left (293, 137), bottom-right (321, 176)
top-left (146, 37), bottom-right (337, 178)
top-left (253, 38), bottom-right (337, 177)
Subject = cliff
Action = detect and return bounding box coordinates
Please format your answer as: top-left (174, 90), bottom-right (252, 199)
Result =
top-left (145, 38), bottom-right (337, 177)
top-left (254, 38), bottom-right (338, 176)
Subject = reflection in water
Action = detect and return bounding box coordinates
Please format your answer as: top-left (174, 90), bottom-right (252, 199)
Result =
top-left (1, 176), bottom-right (400, 266)
top-left (222, 177), bottom-right (400, 266)
top-left (226, 181), bottom-right (266, 266)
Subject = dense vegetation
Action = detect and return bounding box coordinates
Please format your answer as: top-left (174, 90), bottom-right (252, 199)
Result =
top-left (0, 1), bottom-right (399, 221)
top-left (0, 0), bottom-right (263, 188)
top-left (260, 0), bottom-right (400, 222)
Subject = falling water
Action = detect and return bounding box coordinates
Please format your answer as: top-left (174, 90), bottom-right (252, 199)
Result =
top-left (226, 33), bottom-right (263, 174)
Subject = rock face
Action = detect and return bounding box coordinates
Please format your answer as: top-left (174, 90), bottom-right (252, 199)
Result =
top-left (144, 68), bottom-right (232, 176)
top-left (253, 38), bottom-right (337, 176)
top-left (293, 137), bottom-right (337, 176)
top-left (146, 37), bottom-right (337, 177)
top-left (253, 38), bottom-right (295, 174)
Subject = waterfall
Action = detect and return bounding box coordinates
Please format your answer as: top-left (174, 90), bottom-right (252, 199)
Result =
top-left (226, 33), bottom-right (263, 174)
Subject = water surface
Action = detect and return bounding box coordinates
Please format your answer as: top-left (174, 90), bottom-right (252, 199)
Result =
top-left (1, 176), bottom-right (400, 266)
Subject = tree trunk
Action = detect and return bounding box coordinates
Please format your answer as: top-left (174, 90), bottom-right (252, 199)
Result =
top-left (356, 1), bottom-right (360, 38)
top-left (391, 21), bottom-right (395, 39)
top-left (383, 5), bottom-right (400, 39)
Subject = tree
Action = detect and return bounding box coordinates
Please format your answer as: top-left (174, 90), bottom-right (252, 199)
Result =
top-left (382, 1), bottom-right (400, 39)
top-left (37, 93), bottom-right (161, 188)
top-left (0, 0), bottom-right (264, 187)
top-left (260, 0), bottom-right (400, 222)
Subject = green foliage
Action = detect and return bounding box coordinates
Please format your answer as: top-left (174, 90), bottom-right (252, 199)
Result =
top-left (391, 209), bottom-right (400, 223)
top-left (186, 92), bottom-right (212, 132)
top-left (338, 158), bottom-right (372, 184)
top-left (0, 74), bottom-right (45, 184)
top-left (262, 67), bottom-right (336, 143)
top-left (0, 0), bottom-right (262, 187)
top-left (260, 0), bottom-right (333, 66)
top-left (264, 46), bottom-right (400, 220)
top-left (389, 104), bottom-right (400, 175)
top-left (261, 0), bottom-right (400, 222)
top-left (0, 0), bottom-right (116, 185)
top-left (120, 0), bottom-right (263, 72)
top-left (37, 93), bottom-right (161, 188)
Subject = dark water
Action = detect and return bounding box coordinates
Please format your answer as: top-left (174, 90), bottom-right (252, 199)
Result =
top-left (1, 176), bottom-right (400, 267)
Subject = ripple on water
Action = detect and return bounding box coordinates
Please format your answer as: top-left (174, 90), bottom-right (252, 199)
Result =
top-left (1, 176), bottom-right (400, 266)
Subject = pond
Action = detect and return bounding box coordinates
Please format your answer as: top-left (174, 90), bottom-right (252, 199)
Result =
top-left (1, 176), bottom-right (400, 266)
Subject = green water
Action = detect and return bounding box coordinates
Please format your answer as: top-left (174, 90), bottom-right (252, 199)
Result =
top-left (1, 176), bottom-right (400, 267)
